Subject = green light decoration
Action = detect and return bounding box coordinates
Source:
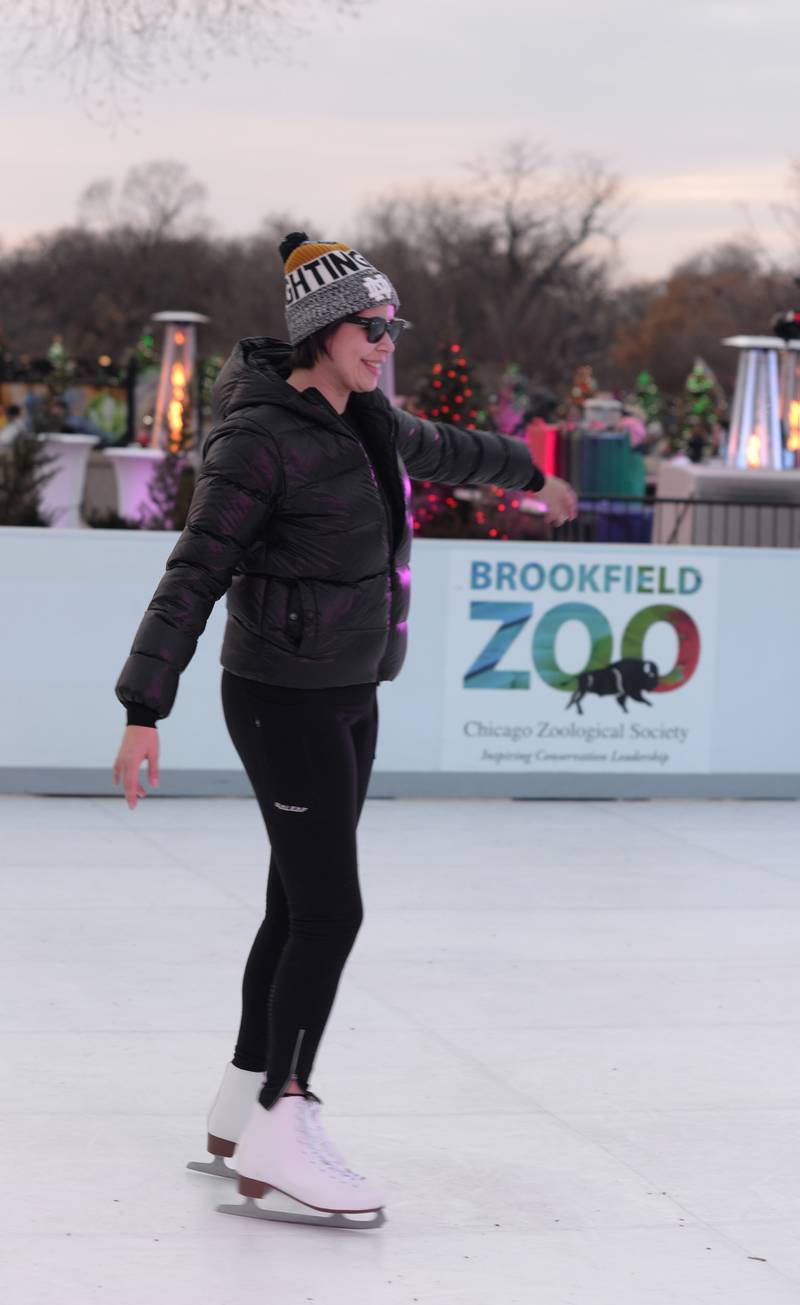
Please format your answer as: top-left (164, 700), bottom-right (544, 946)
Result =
top-left (633, 370), bottom-right (662, 426)
top-left (135, 330), bottom-right (158, 370)
top-left (680, 357), bottom-right (725, 462)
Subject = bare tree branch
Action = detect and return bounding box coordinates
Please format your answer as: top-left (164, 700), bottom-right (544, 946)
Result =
top-left (772, 159), bottom-right (800, 257)
top-left (0, 0), bottom-right (372, 118)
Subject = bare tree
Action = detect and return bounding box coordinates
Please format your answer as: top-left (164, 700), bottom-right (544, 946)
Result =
top-left (13, 149), bottom-right (798, 409)
top-left (358, 140), bottom-right (623, 393)
top-left (610, 239), bottom-right (789, 395)
top-left (1, 0), bottom-right (372, 115)
top-left (79, 161), bottom-right (209, 239)
top-left (462, 141), bottom-right (624, 358)
top-left (0, 171), bottom-right (313, 362)
top-left (77, 179), bottom-right (117, 231)
top-left (773, 160), bottom-right (800, 258)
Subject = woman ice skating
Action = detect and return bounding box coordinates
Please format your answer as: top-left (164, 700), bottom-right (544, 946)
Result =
top-left (112, 231), bottom-right (578, 1228)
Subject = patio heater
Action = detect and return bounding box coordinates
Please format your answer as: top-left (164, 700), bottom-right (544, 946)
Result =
top-left (722, 336), bottom-right (784, 470)
top-left (782, 344), bottom-right (800, 467)
top-left (150, 310), bottom-right (209, 453)
top-left (772, 305), bottom-right (800, 468)
top-left (377, 350), bottom-right (396, 405)
top-left (103, 309), bottom-right (209, 522)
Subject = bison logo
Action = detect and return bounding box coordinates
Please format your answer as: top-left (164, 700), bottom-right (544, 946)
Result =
top-left (566, 658), bottom-right (659, 716)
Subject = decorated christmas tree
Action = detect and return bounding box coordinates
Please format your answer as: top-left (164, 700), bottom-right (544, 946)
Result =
top-left (408, 345), bottom-right (547, 541)
top-left (135, 328), bottom-right (158, 370)
top-left (680, 358), bottom-right (725, 462)
top-left (563, 364), bottom-right (598, 422)
top-left (415, 340), bottom-right (488, 429)
top-left (633, 370), bottom-right (663, 427)
top-left (411, 340), bottom-right (489, 534)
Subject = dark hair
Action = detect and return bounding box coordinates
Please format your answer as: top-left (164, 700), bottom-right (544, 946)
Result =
top-left (290, 321), bottom-right (340, 370)
top-left (5, 404), bottom-right (21, 417)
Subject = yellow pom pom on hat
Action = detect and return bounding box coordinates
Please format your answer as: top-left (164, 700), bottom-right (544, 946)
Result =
top-left (280, 231), bottom-right (400, 346)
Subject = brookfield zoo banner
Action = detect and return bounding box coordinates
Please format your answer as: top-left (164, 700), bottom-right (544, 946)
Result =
top-left (441, 548), bottom-right (719, 774)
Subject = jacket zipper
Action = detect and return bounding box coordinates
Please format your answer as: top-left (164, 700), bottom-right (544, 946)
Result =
top-left (338, 421), bottom-right (395, 566)
top-left (309, 391), bottom-right (399, 562)
top-left (345, 434), bottom-right (398, 649)
top-left (321, 409), bottom-right (401, 646)
top-left (363, 450), bottom-right (394, 560)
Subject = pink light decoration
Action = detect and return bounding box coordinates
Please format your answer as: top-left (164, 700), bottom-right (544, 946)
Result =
top-left (525, 419), bottom-right (558, 477)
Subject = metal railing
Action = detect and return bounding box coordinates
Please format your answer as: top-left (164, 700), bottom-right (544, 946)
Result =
top-left (553, 495), bottom-right (800, 548)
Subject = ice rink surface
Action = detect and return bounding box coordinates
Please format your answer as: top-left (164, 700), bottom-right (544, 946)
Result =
top-left (2, 793), bottom-right (800, 1304)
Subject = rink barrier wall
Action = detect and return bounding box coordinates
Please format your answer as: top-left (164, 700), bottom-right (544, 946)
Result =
top-left (0, 528), bottom-right (797, 799)
top-left (1, 769), bottom-right (797, 800)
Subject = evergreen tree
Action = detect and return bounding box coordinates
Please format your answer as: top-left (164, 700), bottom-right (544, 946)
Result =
top-left (200, 353), bottom-right (224, 415)
top-left (138, 451), bottom-right (195, 530)
top-left (633, 370), bottom-right (662, 426)
top-left (410, 339), bottom-right (492, 534)
top-left (409, 344), bottom-right (546, 540)
top-left (415, 340), bottom-right (488, 429)
top-left (680, 357), bottom-right (724, 462)
top-left (0, 436), bottom-right (58, 525)
top-left (135, 329), bottom-right (158, 369)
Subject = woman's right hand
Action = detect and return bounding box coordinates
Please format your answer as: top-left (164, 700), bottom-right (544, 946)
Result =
top-left (533, 475), bottom-right (579, 527)
top-left (112, 725), bottom-right (160, 810)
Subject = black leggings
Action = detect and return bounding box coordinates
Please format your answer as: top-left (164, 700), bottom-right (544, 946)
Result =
top-left (220, 669), bottom-right (378, 1110)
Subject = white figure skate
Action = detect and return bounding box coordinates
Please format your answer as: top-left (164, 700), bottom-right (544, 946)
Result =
top-left (186, 1063), bottom-right (264, 1180)
top-left (217, 1094), bottom-right (387, 1229)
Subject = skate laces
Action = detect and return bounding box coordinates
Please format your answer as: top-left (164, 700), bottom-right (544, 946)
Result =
top-left (304, 1098), bottom-right (365, 1185)
top-left (289, 1099), bottom-right (335, 1176)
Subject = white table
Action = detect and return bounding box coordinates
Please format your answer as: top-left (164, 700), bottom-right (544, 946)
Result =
top-left (654, 461), bottom-right (800, 547)
top-left (38, 433), bottom-right (98, 528)
top-left (103, 446), bottom-right (166, 521)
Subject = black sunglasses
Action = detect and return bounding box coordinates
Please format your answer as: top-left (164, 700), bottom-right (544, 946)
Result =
top-left (342, 315), bottom-right (412, 344)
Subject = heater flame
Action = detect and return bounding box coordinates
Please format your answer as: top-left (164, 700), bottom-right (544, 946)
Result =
top-left (167, 399), bottom-right (183, 443)
top-left (166, 360), bottom-right (189, 451)
top-left (150, 318), bottom-right (204, 451)
top-left (788, 400), bottom-right (800, 453)
top-left (746, 433), bottom-right (763, 468)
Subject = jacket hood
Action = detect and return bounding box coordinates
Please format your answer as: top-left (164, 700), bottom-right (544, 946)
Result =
top-left (210, 335), bottom-right (392, 432)
top-left (211, 337), bottom-right (294, 423)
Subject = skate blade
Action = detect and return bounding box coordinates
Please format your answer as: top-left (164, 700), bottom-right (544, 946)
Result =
top-left (186, 1156), bottom-right (237, 1180)
top-left (217, 1196), bottom-right (386, 1230)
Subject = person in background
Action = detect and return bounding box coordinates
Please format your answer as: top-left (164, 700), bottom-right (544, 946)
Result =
top-left (0, 404), bottom-right (30, 445)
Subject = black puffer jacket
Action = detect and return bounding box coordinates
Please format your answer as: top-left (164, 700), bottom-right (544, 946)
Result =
top-left (115, 337), bottom-right (545, 724)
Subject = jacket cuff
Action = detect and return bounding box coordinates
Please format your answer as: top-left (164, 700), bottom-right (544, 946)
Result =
top-left (126, 704), bottom-right (159, 729)
top-left (522, 464), bottom-right (546, 493)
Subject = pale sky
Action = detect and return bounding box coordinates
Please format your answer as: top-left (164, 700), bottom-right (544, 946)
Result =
top-left (2, 0), bottom-right (799, 281)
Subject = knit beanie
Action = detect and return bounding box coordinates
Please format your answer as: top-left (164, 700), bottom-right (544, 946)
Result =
top-left (280, 231), bottom-right (400, 346)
